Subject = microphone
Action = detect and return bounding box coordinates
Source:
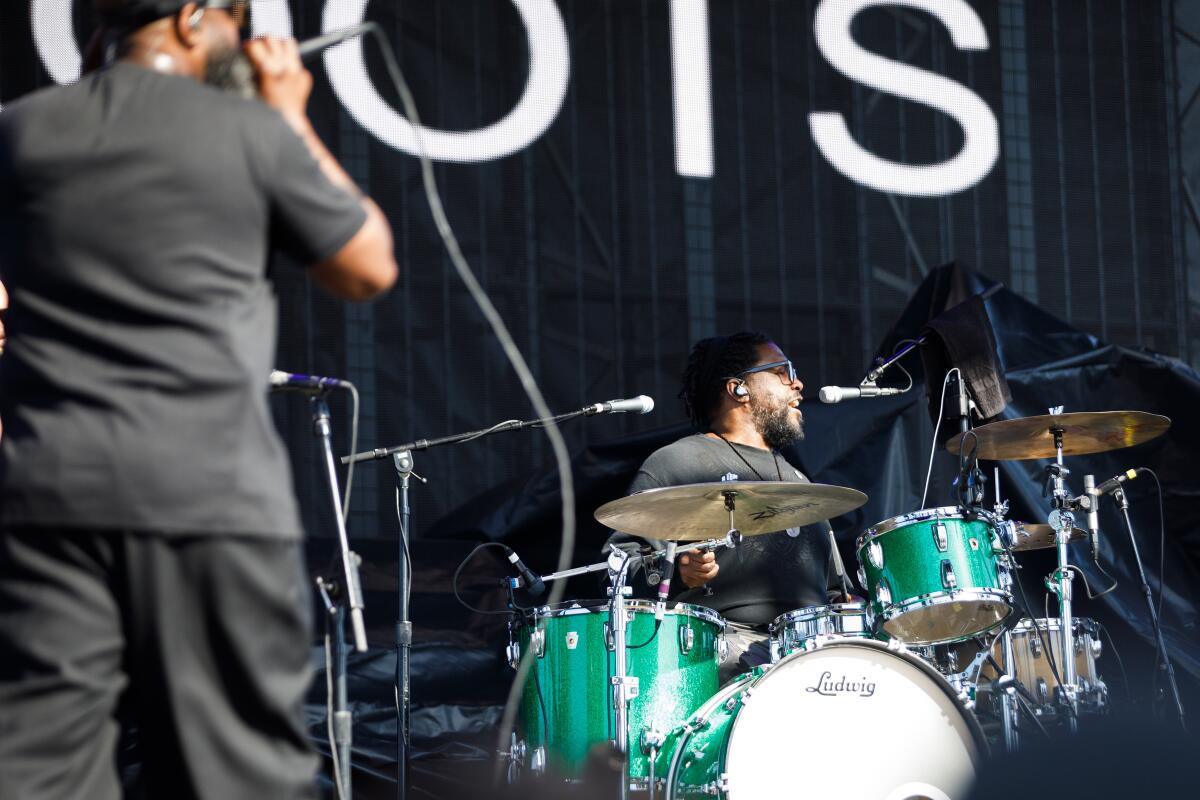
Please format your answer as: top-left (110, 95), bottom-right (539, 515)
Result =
top-left (583, 395), bottom-right (655, 416)
top-left (505, 548), bottom-right (545, 598)
top-left (297, 22), bottom-right (376, 61)
top-left (1082, 474), bottom-right (1100, 555)
top-left (1088, 468), bottom-right (1143, 497)
top-left (818, 384), bottom-right (904, 404)
top-left (655, 542), bottom-right (678, 621)
top-left (269, 370), bottom-right (349, 393)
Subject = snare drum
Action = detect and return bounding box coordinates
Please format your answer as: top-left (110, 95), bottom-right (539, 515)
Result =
top-left (857, 507), bottom-right (1013, 645)
top-left (653, 639), bottom-right (987, 799)
top-left (769, 602), bottom-right (872, 659)
top-left (979, 617), bottom-right (1107, 715)
top-left (508, 600), bottom-right (725, 783)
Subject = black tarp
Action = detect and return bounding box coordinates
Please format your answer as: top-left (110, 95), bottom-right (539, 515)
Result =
top-left (307, 264), bottom-right (1199, 779)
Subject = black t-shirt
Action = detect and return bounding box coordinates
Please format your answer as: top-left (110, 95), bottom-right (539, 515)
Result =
top-left (606, 433), bottom-right (839, 625)
top-left (0, 62), bottom-right (367, 537)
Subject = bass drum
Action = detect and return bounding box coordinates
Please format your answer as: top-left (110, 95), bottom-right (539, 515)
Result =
top-left (656, 639), bottom-right (987, 800)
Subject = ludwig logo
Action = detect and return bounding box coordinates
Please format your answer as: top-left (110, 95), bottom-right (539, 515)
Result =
top-left (806, 670), bottom-right (876, 698)
top-left (566, 632), bottom-right (579, 650)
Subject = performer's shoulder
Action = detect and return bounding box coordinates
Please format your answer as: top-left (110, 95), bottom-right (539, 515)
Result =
top-left (641, 432), bottom-right (716, 465)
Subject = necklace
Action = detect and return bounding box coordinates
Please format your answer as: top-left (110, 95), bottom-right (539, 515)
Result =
top-left (713, 433), bottom-right (783, 481)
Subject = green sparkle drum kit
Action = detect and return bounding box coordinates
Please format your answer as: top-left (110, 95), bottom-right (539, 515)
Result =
top-left (502, 409), bottom-right (1171, 799)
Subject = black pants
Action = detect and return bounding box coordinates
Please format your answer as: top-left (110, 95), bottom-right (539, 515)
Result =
top-left (0, 528), bottom-right (318, 800)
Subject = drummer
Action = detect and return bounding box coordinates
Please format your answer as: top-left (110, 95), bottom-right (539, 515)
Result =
top-left (606, 331), bottom-right (849, 683)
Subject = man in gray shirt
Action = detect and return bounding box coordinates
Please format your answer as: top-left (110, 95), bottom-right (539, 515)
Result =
top-left (608, 332), bottom-right (847, 682)
top-left (0, 2), bottom-right (397, 797)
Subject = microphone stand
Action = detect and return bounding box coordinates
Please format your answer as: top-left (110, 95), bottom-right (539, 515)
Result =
top-left (341, 404), bottom-right (614, 465)
top-left (340, 403), bottom-right (645, 800)
top-left (1113, 488), bottom-right (1187, 732)
top-left (309, 392), bottom-right (367, 800)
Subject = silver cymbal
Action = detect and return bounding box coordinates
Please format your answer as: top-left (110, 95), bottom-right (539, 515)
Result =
top-left (1008, 521), bottom-right (1088, 552)
top-left (945, 411), bottom-right (1170, 461)
top-left (594, 481), bottom-right (868, 541)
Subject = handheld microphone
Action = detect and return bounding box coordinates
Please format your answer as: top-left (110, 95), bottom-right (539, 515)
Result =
top-left (1082, 474), bottom-right (1100, 555)
top-left (655, 542), bottom-right (678, 621)
top-left (269, 370), bottom-right (349, 393)
top-left (818, 384), bottom-right (904, 404)
top-left (296, 22), bottom-right (376, 61)
top-left (583, 395), bottom-right (655, 415)
top-left (1088, 468), bottom-right (1143, 497)
top-left (506, 548), bottom-right (545, 598)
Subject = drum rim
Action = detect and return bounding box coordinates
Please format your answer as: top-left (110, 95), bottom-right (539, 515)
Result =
top-left (738, 638), bottom-right (990, 762)
top-left (874, 588), bottom-right (1014, 645)
top-left (528, 599), bottom-right (726, 629)
top-left (769, 602), bottom-right (867, 633)
top-left (856, 506), bottom-right (998, 547)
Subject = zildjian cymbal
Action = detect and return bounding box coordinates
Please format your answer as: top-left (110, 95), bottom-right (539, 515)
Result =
top-left (1007, 522), bottom-right (1089, 552)
top-left (945, 411), bottom-right (1170, 461)
top-left (594, 481), bottom-right (868, 541)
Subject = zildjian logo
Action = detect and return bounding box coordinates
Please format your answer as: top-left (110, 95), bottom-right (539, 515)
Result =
top-left (748, 502), bottom-right (821, 520)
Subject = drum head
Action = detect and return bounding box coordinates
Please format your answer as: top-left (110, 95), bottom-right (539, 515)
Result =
top-left (725, 640), bottom-right (984, 800)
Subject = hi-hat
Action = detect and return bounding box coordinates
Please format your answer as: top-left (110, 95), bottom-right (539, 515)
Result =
top-left (595, 481), bottom-right (868, 541)
top-left (1007, 521), bottom-right (1088, 552)
top-left (945, 411), bottom-right (1170, 461)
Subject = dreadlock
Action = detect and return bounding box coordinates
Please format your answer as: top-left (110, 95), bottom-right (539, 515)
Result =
top-left (678, 331), bottom-right (771, 430)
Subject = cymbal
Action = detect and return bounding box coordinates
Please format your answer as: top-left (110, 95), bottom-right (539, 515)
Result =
top-left (595, 481), bottom-right (868, 541)
top-left (1007, 521), bottom-right (1088, 552)
top-left (945, 411), bottom-right (1170, 461)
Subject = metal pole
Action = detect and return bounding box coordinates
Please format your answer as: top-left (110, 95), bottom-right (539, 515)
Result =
top-left (334, 606), bottom-right (352, 799)
top-left (609, 552), bottom-right (635, 799)
top-left (1115, 489), bottom-right (1188, 732)
top-left (999, 628), bottom-right (1020, 752)
top-left (1047, 428), bottom-right (1078, 730)
top-left (393, 451), bottom-right (415, 800)
top-left (311, 394), bottom-right (367, 798)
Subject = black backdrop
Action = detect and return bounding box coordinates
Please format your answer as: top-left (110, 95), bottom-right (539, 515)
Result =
top-left (3, 0), bottom-right (1198, 777)
top-left (1, 1), bottom-right (1188, 543)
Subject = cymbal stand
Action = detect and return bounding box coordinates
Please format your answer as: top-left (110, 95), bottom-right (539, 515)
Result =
top-left (1043, 424), bottom-right (1079, 731)
top-left (991, 467), bottom-right (1019, 753)
top-left (608, 548), bottom-right (635, 799)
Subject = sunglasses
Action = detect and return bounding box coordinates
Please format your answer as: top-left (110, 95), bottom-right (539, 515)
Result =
top-left (736, 359), bottom-right (798, 386)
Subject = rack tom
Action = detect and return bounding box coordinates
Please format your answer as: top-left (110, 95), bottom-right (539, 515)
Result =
top-left (856, 507), bottom-right (1013, 645)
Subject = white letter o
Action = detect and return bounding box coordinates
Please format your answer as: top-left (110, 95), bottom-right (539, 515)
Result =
top-left (322, 0), bottom-right (570, 162)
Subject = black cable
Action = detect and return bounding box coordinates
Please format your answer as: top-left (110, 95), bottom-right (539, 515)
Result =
top-left (452, 543), bottom-right (518, 617)
top-left (1140, 468), bottom-right (1167, 622)
top-left (1098, 622), bottom-right (1131, 707)
top-left (530, 643), bottom-right (550, 744)
top-left (349, 22), bottom-right (577, 779)
top-left (626, 618), bottom-right (662, 649)
top-left (984, 652), bottom-right (1052, 740)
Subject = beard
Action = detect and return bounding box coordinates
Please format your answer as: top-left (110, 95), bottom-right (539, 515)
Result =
top-left (751, 396), bottom-right (804, 449)
top-left (204, 45), bottom-right (257, 99)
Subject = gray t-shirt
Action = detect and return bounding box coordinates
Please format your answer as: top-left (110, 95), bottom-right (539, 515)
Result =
top-left (606, 433), bottom-right (840, 625)
top-left (0, 62), bottom-right (367, 537)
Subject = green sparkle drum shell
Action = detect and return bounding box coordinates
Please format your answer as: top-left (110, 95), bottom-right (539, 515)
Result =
top-left (511, 600), bottom-right (724, 782)
top-left (856, 508), bottom-right (1013, 645)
